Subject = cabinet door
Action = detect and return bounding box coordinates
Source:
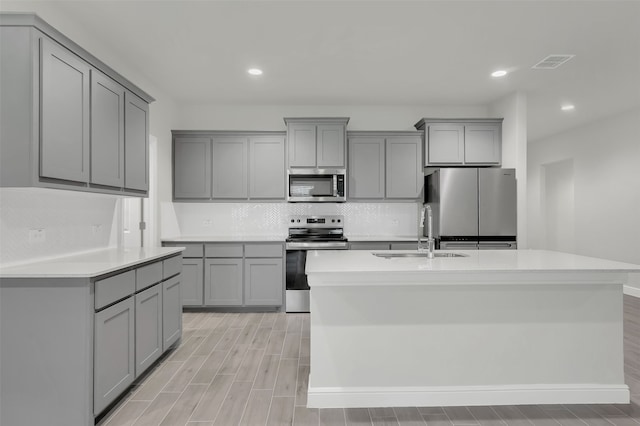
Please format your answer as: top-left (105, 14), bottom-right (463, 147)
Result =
top-left (182, 258), bottom-right (203, 306)
top-left (94, 297), bottom-right (135, 415)
top-left (124, 92), bottom-right (149, 192)
top-left (40, 38), bottom-right (90, 183)
top-left (317, 124), bottom-right (345, 168)
top-left (249, 135), bottom-right (285, 199)
top-left (386, 136), bottom-right (423, 198)
top-left (348, 136), bottom-right (385, 199)
top-left (173, 137), bottom-right (212, 199)
top-left (427, 124), bottom-right (464, 165)
top-left (287, 123), bottom-right (316, 167)
top-left (135, 284), bottom-right (162, 377)
top-left (204, 258), bottom-right (243, 306)
top-left (212, 136), bottom-right (248, 199)
top-left (244, 258), bottom-right (283, 306)
top-left (464, 124), bottom-right (501, 165)
top-left (90, 70), bottom-right (125, 188)
top-left (163, 275), bottom-right (182, 351)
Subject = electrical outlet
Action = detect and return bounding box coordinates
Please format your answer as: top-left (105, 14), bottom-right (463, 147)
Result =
top-left (203, 219), bottom-right (212, 227)
top-left (28, 228), bottom-right (46, 243)
top-left (91, 224), bottom-right (102, 234)
top-left (391, 219), bottom-right (399, 226)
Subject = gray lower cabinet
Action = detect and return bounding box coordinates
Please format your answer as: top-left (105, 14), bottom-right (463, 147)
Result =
top-left (212, 136), bottom-right (248, 199)
top-left (415, 118), bottom-right (502, 167)
top-left (244, 258), bottom-right (283, 305)
top-left (90, 69), bottom-right (124, 188)
top-left (0, 14), bottom-right (153, 196)
top-left (181, 258), bottom-right (204, 306)
top-left (135, 284), bottom-right (163, 377)
top-left (204, 258), bottom-right (244, 306)
top-left (162, 275), bottom-right (182, 351)
top-left (94, 296), bottom-right (135, 415)
top-left (348, 132), bottom-right (423, 200)
top-left (40, 37), bottom-right (91, 184)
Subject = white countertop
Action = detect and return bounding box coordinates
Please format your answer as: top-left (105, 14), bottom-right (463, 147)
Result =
top-left (0, 247), bottom-right (185, 278)
top-left (162, 235), bottom-right (285, 242)
top-left (306, 249), bottom-right (640, 274)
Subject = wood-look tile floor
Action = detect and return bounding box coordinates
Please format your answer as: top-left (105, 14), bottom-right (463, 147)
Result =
top-left (99, 308), bottom-right (640, 426)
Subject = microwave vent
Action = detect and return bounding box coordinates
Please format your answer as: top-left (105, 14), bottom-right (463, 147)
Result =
top-left (532, 54), bottom-right (575, 69)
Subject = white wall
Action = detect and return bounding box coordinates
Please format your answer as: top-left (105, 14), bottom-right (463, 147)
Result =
top-left (0, 2), bottom-right (178, 262)
top-left (489, 91), bottom-right (528, 247)
top-left (173, 104), bottom-right (489, 131)
top-left (527, 107), bottom-right (640, 264)
top-left (165, 202), bottom-right (420, 239)
top-left (0, 189), bottom-right (118, 266)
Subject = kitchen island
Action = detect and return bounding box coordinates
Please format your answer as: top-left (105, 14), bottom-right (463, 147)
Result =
top-left (305, 249), bottom-right (640, 408)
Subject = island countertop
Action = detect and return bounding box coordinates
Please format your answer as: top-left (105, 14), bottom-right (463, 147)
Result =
top-left (306, 249), bottom-right (640, 274)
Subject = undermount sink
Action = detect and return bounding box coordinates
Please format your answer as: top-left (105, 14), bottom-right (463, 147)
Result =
top-left (373, 252), bottom-right (468, 259)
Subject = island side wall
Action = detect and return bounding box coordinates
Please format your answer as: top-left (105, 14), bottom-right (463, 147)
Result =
top-left (307, 272), bottom-right (629, 408)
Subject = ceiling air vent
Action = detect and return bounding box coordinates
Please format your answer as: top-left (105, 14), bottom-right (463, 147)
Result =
top-left (532, 54), bottom-right (575, 69)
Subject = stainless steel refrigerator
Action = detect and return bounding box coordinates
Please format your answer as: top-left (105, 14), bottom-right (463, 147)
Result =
top-left (424, 168), bottom-right (517, 249)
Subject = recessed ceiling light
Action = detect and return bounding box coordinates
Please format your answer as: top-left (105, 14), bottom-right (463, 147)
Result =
top-left (491, 70), bottom-right (507, 78)
top-left (247, 68), bottom-right (263, 76)
top-left (561, 104), bottom-right (575, 111)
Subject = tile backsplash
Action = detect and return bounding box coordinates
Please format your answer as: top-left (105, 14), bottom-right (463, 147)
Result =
top-left (0, 189), bottom-right (118, 267)
top-left (164, 202), bottom-right (420, 238)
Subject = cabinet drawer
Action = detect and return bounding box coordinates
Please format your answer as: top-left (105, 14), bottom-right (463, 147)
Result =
top-left (245, 243), bottom-right (283, 258)
top-left (205, 244), bottom-right (243, 258)
top-left (349, 242), bottom-right (391, 250)
top-left (95, 270), bottom-right (135, 311)
top-left (136, 261), bottom-right (163, 292)
top-left (163, 255), bottom-right (182, 279)
top-left (163, 243), bottom-right (203, 258)
top-left (390, 242), bottom-right (418, 250)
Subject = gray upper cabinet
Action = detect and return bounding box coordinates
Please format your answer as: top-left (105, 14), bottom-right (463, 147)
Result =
top-left (347, 132), bottom-right (423, 200)
top-left (249, 135), bottom-right (285, 199)
top-left (317, 124), bottom-right (346, 168)
top-left (287, 122), bottom-right (317, 167)
top-left (40, 38), bottom-right (91, 183)
top-left (285, 118), bottom-right (349, 169)
top-left (172, 131), bottom-right (286, 201)
top-left (212, 136), bottom-right (248, 199)
top-left (124, 92), bottom-right (149, 192)
top-left (90, 70), bottom-right (124, 188)
top-left (173, 137), bottom-right (212, 199)
top-left (0, 14), bottom-right (153, 196)
top-left (386, 136), bottom-right (423, 198)
top-left (464, 123), bottom-right (501, 164)
top-left (348, 136), bottom-right (385, 199)
top-left (415, 118), bottom-right (503, 167)
top-left (426, 124), bottom-right (464, 165)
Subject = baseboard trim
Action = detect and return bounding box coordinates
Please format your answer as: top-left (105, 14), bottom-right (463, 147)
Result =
top-left (307, 384), bottom-right (630, 408)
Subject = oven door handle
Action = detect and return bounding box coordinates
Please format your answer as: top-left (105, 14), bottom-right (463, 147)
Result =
top-left (286, 242), bottom-right (348, 250)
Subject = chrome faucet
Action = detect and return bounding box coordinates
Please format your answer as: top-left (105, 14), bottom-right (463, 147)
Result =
top-left (418, 204), bottom-right (435, 258)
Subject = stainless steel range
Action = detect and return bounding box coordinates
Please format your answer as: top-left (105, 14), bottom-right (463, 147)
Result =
top-left (285, 215), bottom-right (348, 313)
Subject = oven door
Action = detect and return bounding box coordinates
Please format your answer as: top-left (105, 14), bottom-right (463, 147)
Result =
top-left (285, 243), bottom-right (348, 313)
top-left (285, 249), bottom-right (310, 313)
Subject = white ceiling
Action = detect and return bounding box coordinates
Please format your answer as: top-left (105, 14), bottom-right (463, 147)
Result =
top-left (6, 0), bottom-right (640, 140)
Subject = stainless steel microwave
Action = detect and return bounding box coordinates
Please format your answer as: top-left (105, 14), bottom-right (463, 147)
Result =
top-left (287, 169), bottom-right (346, 202)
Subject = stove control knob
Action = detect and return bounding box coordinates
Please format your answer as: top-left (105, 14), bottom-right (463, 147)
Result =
top-left (331, 219), bottom-right (335, 223)
top-left (290, 219), bottom-right (294, 223)
top-left (337, 219), bottom-right (341, 223)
